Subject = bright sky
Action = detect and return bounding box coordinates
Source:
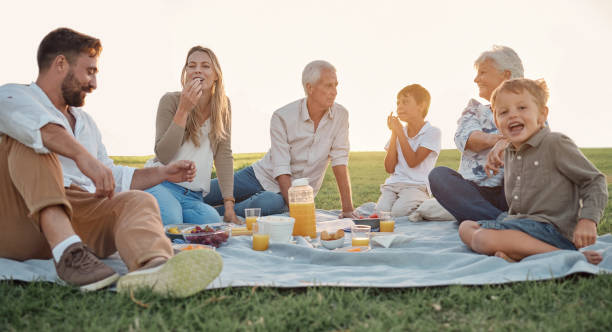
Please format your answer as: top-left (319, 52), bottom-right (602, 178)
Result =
top-left (2, 0), bottom-right (612, 155)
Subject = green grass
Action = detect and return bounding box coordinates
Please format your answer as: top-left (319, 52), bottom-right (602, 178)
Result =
top-left (2, 150), bottom-right (611, 331)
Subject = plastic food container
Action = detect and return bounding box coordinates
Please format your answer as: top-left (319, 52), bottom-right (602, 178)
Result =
top-left (182, 224), bottom-right (231, 248)
top-left (320, 237), bottom-right (345, 250)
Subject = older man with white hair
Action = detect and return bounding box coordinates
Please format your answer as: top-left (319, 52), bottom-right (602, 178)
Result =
top-left (205, 60), bottom-right (357, 218)
top-left (429, 45), bottom-right (524, 223)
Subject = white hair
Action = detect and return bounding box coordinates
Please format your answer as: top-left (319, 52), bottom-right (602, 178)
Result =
top-left (301, 60), bottom-right (336, 95)
top-left (474, 45), bottom-right (524, 79)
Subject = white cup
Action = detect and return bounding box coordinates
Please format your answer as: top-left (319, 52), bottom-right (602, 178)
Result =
top-left (257, 216), bottom-right (295, 243)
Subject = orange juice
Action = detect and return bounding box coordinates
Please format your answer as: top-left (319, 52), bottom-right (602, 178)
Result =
top-left (380, 220), bottom-right (395, 232)
top-left (351, 238), bottom-right (370, 247)
top-left (289, 202), bottom-right (316, 238)
top-left (246, 217), bottom-right (257, 231)
top-left (252, 233), bottom-right (269, 251)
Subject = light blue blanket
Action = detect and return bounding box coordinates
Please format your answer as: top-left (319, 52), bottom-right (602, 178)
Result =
top-left (2, 204), bottom-right (611, 288)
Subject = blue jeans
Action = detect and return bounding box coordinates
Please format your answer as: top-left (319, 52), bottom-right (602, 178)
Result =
top-left (145, 181), bottom-right (221, 225)
top-left (429, 166), bottom-right (508, 223)
top-left (203, 166), bottom-right (287, 217)
top-left (478, 214), bottom-right (577, 250)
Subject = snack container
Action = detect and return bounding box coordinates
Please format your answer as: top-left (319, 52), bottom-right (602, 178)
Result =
top-left (164, 223), bottom-right (197, 241)
top-left (351, 218), bottom-right (380, 232)
top-left (182, 224), bottom-right (231, 248)
top-left (320, 237), bottom-right (345, 250)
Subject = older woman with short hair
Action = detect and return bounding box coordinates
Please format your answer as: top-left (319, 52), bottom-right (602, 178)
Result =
top-left (429, 45), bottom-right (524, 223)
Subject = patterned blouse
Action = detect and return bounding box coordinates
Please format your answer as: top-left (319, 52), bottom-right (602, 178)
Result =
top-left (453, 99), bottom-right (504, 187)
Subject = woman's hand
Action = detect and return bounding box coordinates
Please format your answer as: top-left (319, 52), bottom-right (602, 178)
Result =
top-left (175, 79), bottom-right (203, 125)
top-left (222, 200), bottom-right (241, 224)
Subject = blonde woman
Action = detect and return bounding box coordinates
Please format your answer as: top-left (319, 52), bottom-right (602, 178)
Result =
top-left (146, 46), bottom-right (239, 225)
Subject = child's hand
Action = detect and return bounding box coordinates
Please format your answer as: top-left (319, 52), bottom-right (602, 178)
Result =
top-left (573, 219), bottom-right (598, 249)
top-left (388, 116), bottom-right (403, 134)
top-left (484, 138), bottom-right (509, 177)
top-left (387, 113), bottom-right (394, 130)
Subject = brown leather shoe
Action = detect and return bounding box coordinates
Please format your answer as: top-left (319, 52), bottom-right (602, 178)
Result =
top-left (54, 242), bottom-right (119, 291)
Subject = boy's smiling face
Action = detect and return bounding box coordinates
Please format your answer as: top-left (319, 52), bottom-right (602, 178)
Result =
top-left (494, 90), bottom-right (548, 149)
top-left (397, 94), bottom-right (424, 123)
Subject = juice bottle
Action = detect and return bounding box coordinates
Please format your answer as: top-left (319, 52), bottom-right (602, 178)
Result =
top-left (288, 178), bottom-right (316, 238)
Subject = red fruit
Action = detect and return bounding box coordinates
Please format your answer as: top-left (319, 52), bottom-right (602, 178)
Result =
top-left (369, 213), bottom-right (378, 218)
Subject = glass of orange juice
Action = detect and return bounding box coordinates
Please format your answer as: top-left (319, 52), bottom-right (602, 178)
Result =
top-left (379, 211), bottom-right (395, 232)
top-left (351, 224), bottom-right (371, 248)
top-left (245, 208), bottom-right (261, 231)
top-left (252, 222), bottom-right (269, 251)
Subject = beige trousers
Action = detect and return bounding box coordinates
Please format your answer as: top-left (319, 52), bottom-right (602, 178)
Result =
top-left (0, 135), bottom-right (172, 271)
top-left (375, 182), bottom-right (429, 217)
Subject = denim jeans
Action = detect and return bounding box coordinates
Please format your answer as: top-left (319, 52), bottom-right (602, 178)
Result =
top-left (203, 166), bottom-right (287, 217)
top-left (429, 166), bottom-right (508, 223)
top-left (145, 181), bottom-right (221, 225)
top-left (478, 214), bottom-right (577, 250)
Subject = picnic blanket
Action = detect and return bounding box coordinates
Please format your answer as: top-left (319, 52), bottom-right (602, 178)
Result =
top-left (2, 203), bottom-right (611, 288)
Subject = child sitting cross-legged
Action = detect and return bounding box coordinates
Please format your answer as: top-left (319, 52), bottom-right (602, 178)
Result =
top-left (375, 84), bottom-right (441, 217)
top-left (458, 78), bottom-right (608, 264)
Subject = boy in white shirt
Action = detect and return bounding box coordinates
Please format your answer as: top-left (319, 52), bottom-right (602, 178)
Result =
top-left (376, 84), bottom-right (441, 217)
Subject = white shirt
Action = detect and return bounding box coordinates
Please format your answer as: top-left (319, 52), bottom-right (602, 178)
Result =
top-left (0, 83), bottom-right (135, 193)
top-left (252, 98), bottom-right (350, 195)
top-left (146, 119), bottom-right (214, 195)
top-left (384, 122), bottom-right (441, 191)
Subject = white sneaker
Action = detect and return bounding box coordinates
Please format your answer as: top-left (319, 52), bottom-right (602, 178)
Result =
top-left (116, 250), bottom-right (222, 298)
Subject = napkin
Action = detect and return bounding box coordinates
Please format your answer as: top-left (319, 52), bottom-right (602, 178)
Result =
top-left (371, 234), bottom-right (415, 248)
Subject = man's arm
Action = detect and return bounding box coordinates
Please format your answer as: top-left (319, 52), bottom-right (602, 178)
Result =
top-left (130, 160), bottom-right (196, 190)
top-left (332, 165), bottom-right (356, 218)
top-left (40, 123), bottom-right (115, 198)
top-left (276, 174), bottom-right (292, 205)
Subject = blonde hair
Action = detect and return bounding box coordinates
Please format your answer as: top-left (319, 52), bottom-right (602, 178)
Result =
top-left (491, 78), bottom-right (549, 113)
top-left (180, 46), bottom-right (230, 146)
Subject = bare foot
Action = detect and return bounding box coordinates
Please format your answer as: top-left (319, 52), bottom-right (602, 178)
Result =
top-left (495, 251), bottom-right (517, 263)
top-left (582, 250), bottom-right (603, 265)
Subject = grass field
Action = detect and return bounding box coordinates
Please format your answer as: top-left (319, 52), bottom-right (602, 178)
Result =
top-left (2, 150), bottom-right (611, 331)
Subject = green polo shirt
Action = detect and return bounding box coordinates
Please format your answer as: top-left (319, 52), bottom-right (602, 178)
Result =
top-left (503, 127), bottom-right (608, 241)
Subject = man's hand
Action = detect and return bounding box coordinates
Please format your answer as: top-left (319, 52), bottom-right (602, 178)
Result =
top-left (74, 151), bottom-right (115, 199)
top-left (163, 160), bottom-right (196, 183)
top-left (339, 210), bottom-right (359, 219)
top-left (573, 219), bottom-right (598, 249)
top-left (484, 138), bottom-right (509, 177)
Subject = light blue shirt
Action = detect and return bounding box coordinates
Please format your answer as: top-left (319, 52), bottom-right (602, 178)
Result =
top-left (453, 99), bottom-right (504, 187)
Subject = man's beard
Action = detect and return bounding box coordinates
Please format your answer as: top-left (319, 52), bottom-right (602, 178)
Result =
top-left (61, 71), bottom-right (92, 107)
